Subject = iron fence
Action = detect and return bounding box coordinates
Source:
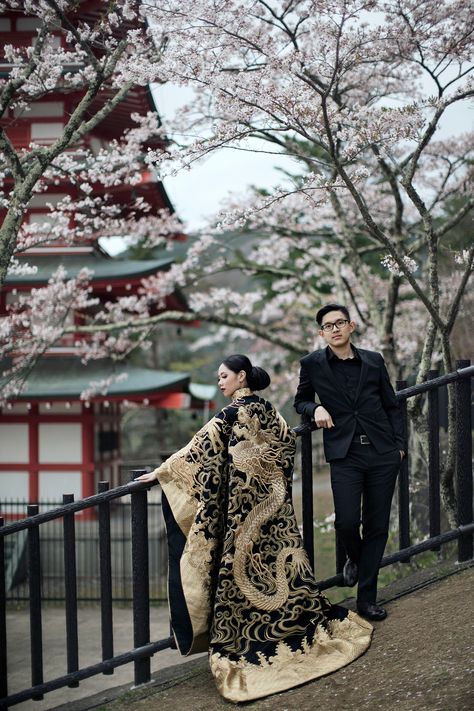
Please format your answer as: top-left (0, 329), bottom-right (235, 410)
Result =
top-left (0, 499), bottom-right (167, 603)
top-left (0, 360), bottom-right (473, 709)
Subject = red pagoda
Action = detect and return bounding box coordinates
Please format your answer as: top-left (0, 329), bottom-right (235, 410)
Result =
top-left (0, 3), bottom-right (210, 505)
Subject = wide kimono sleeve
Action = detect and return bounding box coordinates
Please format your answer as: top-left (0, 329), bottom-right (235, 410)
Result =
top-left (149, 406), bottom-right (236, 655)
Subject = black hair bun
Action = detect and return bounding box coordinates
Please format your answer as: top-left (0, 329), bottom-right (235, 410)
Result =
top-left (248, 365), bottom-right (271, 391)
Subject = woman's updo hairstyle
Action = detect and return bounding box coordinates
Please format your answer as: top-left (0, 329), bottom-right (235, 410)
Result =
top-left (222, 354), bottom-right (271, 391)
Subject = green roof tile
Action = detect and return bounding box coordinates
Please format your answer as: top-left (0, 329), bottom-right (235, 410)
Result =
top-left (5, 254), bottom-right (173, 285)
top-left (3, 357), bottom-right (190, 400)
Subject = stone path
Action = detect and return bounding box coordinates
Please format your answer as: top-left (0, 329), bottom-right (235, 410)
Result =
top-left (44, 562), bottom-right (474, 711)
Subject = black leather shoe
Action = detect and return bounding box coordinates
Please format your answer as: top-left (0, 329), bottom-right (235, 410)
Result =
top-left (356, 602), bottom-right (387, 621)
top-left (343, 558), bottom-right (358, 587)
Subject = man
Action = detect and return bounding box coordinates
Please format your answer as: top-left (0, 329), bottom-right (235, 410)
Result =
top-left (294, 303), bottom-right (406, 621)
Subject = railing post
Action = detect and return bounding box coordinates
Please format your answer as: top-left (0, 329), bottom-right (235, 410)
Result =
top-left (0, 518), bottom-right (7, 701)
top-left (130, 471), bottom-right (151, 686)
top-left (300, 421), bottom-right (315, 571)
top-left (27, 504), bottom-right (43, 699)
top-left (98, 481), bottom-right (114, 673)
top-left (455, 360), bottom-right (473, 561)
top-left (63, 493), bottom-right (79, 686)
top-left (396, 381), bottom-right (410, 559)
top-left (427, 370), bottom-right (441, 550)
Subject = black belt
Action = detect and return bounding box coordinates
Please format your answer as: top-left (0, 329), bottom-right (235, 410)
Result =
top-left (352, 434), bottom-right (371, 445)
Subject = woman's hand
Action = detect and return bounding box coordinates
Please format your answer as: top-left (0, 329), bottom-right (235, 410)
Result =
top-left (134, 470), bottom-right (158, 483)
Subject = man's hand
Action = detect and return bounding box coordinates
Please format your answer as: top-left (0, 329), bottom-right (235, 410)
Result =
top-left (314, 405), bottom-right (335, 428)
top-left (399, 450), bottom-right (405, 460)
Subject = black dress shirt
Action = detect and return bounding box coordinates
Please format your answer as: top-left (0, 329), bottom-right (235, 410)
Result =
top-left (327, 347), bottom-right (365, 436)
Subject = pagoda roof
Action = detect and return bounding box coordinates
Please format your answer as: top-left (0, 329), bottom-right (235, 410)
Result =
top-left (5, 252), bottom-right (174, 286)
top-left (4, 357), bottom-right (190, 401)
top-left (121, 238), bottom-right (189, 262)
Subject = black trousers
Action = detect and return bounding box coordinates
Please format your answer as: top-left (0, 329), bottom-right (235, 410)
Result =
top-left (330, 443), bottom-right (400, 603)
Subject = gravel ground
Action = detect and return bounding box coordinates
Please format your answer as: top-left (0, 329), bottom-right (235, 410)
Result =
top-left (68, 563), bottom-right (473, 711)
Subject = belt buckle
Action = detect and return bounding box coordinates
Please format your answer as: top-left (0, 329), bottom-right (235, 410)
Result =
top-left (359, 434), bottom-right (370, 445)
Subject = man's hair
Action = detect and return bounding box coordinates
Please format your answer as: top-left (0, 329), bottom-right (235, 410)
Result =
top-left (315, 303), bottom-right (350, 326)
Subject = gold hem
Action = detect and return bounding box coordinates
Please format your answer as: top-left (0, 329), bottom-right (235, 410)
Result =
top-left (209, 611), bottom-right (373, 703)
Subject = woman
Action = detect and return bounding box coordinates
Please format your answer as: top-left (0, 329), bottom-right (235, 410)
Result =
top-left (136, 355), bottom-right (372, 702)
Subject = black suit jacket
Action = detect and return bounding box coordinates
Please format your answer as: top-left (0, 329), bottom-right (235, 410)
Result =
top-left (293, 346), bottom-right (406, 462)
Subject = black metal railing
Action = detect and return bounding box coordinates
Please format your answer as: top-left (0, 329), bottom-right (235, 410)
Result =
top-left (0, 499), bottom-right (167, 603)
top-left (0, 361), bottom-right (472, 709)
top-left (0, 481), bottom-right (173, 708)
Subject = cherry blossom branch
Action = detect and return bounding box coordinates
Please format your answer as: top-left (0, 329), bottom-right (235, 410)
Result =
top-left (401, 91), bottom-right (474, 184)
top-left (44, 0), bottom-right (101, 71)
top-left (318, 92), bottom-right (445, 329)
top-left (0, 22), bottom-right (48, 118)
top-left (65, 310), bottom-right (307, 355)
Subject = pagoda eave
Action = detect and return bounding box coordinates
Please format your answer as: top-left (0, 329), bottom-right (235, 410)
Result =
top-left (5, 256), bottom-right (175, 286)
top-left (2, 357), bottom-right (191, 402)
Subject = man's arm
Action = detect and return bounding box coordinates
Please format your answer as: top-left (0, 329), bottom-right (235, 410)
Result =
top-left (379, 357), bottom-right (407, 452)
top-left (293, 362), bottom-right (319, 419)
top-left (294, 362), bottom-right (335, 428)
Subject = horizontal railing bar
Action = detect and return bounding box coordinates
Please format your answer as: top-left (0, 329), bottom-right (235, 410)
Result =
top-left (0, 636), bottom-right (174, 708)
top-left (0, 481), bottom-right (157, 537)
top-left (395, 365), bottom-right (474, 400)
top-left (4, 597), bottom-right (168, 604)
top-left (316, 523), bottom-right (474, 590)
top-left (293, 421), bottom-right (316, 436)
top-left (379, 527), bottom-right (474, 565)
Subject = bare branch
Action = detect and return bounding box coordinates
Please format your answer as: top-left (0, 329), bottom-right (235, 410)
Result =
top-left (0, 128), bottom-right (24, 179)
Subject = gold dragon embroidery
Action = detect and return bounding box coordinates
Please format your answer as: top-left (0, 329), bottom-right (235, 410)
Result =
top-left (230, 408), bottom-right (310, 612)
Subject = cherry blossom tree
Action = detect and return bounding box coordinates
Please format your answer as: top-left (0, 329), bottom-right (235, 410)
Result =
top-left (0, 0), bottom-right (184, 398)
top-left (0, 0), bottom-right (181, 280)
top-left (138, 0), bottom-right (473, 520)
top-left (140, 0), bottom-right (473, 373)
top-left (0, 1), bottom-right (473, 520)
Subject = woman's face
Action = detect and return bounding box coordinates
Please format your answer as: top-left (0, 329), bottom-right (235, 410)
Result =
top-left (218, 363), bottom-right (247, 398)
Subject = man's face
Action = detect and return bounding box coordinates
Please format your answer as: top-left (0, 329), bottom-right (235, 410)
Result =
top-left (319, 310), bottom-right (355, 348)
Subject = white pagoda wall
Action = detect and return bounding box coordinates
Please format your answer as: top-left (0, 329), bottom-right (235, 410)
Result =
top-left (38, 423), bottom-right (82, 463)
top-left (0, 408), bottom-right (89, 504)
top-left (0, 422), bottom-right (28, 461)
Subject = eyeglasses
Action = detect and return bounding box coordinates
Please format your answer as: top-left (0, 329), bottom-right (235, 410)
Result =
top-left (320, 319), bottom-right (349, 332)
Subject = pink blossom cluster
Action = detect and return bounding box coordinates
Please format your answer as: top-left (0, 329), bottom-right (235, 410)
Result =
top-left (79, 373), bottom-right (129, 402)
top-left (0, 267), bottom-right (98, 404)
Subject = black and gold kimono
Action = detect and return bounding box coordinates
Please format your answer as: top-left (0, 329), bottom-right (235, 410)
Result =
top-left (152, 388), bottom-right (372, 703)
